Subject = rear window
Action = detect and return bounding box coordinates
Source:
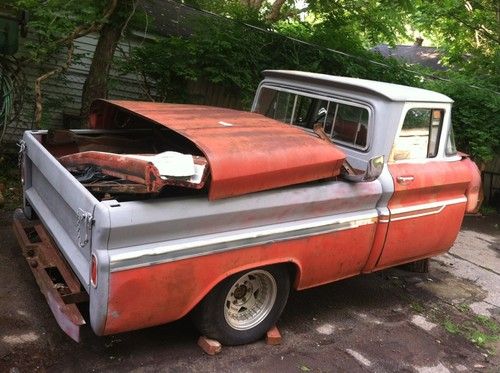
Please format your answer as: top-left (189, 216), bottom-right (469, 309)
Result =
top-left (254, 86), bottom-right (370, 150)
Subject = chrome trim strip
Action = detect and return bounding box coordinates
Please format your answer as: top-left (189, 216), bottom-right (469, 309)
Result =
top-left (390, 207), bottom-right (444, 221)
top-left (109, 212), bottom-right (378, 272)
top-left (390, 197), bottom-right (466, 215)
top-left (381, 196), bottom-right (466, 223)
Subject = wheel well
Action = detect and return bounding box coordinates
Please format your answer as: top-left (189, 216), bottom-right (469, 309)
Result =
top-left (283, 262), bottom-right (300, 289)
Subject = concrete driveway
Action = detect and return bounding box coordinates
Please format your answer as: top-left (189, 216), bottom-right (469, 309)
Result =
top-left (1, 211), bottom-right (498, 373)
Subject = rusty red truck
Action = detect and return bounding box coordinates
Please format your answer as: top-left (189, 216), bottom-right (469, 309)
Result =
top-left (13, 70), bottom-right (481, 345)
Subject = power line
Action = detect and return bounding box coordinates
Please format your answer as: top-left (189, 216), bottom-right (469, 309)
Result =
top-left (167, 0), bottom-right (499, 95)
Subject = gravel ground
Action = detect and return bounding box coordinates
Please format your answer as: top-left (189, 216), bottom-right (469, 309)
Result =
top-left (0, 210), bottom-right (499, 373)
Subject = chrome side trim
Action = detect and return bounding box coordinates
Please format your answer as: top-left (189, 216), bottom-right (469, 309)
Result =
top-left (379, 196), bottom-right (466, 223)
top-left (109, 212), bottom-right (378, 272)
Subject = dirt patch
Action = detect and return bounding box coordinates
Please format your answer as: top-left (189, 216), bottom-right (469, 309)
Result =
top-left (0, 153), bottom-right (22, 212)
top-left (413, 267), bottom-right (488, 305)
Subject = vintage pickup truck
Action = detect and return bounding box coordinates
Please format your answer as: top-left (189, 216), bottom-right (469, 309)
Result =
top-left (13, 70), bottom-right (481, 345)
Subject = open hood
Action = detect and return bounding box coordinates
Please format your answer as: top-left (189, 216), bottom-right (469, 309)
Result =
top-left (89, 100), bottom-right (346, 200)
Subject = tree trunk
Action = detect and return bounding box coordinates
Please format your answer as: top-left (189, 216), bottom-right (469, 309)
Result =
top-left (266, 0), bottom-right (287, 22)
top-left (80, 5), bottom-right (130, 123)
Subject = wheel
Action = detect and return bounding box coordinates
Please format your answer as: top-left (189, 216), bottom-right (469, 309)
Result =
top-left (192, 265), bottom-right (290, 346)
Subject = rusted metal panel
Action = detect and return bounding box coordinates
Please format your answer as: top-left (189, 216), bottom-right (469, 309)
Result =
top-left (59, 151), bottom-right (209, 194)
top-left (89, 100), bottom-right (346, 200)
top-left (12, 210), bottom-right (86, 342)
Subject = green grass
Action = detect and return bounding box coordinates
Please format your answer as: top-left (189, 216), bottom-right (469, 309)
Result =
top-left (443, 319), bottom-right (460, 334)
top-left (475, 315), bottom-right (500, 334)
top-left (456, 303), bottom-right (471, 313)
top-left (413, 299), bottom-right (500, 353)
top-left (411, 301), bottom-right (425, 313)
top-left (479, 204), bottom-right (497, 216)
top-left (442, 314), bottom-right (500, 351)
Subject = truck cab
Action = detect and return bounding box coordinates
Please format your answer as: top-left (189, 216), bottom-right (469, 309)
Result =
top-left (252, 70), bottom-right (481, 268)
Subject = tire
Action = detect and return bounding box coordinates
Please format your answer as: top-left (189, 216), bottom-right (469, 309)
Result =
top-left (192, 265), bottom-right (290, 346)
top-left (398, 258), bottom-right (429, 273)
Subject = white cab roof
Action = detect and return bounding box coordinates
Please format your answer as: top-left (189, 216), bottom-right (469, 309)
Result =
top-left (263, 70), bottom-right (453, 103)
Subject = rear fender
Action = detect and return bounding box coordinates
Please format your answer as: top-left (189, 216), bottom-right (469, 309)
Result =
top-left (185, 258), bottom-right (302, 314)
top-left (461, 156), bottom-right (482, 213)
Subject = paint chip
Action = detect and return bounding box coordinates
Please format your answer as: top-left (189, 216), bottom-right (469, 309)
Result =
top-left (411, 315), bottom-right (437, 332)
top-left (415, 362), bottom-right (450, 373)
top-left (3, 332), bottom-right (39, 345)
top-left (316, 323), bottom-right (335, 335)
top-left (346, 349), bottom-right (372, 367)
top-left (354, 311), bottom-right (383, 325)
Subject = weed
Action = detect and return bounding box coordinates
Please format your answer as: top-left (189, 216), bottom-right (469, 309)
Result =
top-left (411, 302), bottom-right (425, 313)
top-left (0, 153), bottom-right (22, 211)
top-left (480, 204), bottom-right (497, 216)
top-left (443, 319), bottom-right (460, 334)
top-left (456, 303), bottom-right (470, 313)
top-left (475, 315), bottom-right (500, 333)
top-left (468, 330), bottom-right (492, 348)
top-left (441, 312), bottom-right (500, 351)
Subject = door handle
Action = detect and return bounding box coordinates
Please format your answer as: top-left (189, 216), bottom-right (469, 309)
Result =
top-left (397, 175), bottom-right (415, 185)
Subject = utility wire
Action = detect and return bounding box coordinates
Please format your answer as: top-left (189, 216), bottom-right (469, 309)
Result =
top-left (168, 0), bottom-right (499, 95)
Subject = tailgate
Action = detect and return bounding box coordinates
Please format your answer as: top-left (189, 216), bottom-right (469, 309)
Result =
top-left (21, 131), bottom-right (98, 288)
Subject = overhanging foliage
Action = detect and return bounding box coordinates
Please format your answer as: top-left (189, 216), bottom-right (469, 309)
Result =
top-left (119, 10), bottom-right (498, 163)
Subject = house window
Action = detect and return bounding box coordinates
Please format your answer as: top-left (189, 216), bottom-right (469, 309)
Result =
top-left (392, 108), bottom-right (444, 161)
top-left (254, 87), bottom-right (370, 150)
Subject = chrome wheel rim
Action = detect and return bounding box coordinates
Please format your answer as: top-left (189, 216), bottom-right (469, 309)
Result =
top-left (223, 270), bottom-right (277, 331)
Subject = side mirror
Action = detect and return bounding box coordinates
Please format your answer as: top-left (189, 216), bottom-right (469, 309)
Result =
top-left (364, 155), bottom-right (384, 182)
top-left (342, 155), bottom-right (384, 182)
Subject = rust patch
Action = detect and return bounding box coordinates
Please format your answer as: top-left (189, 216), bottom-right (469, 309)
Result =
top-left (12, 210), bottom-right (86, 342)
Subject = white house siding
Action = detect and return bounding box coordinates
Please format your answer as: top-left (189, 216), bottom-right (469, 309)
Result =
top-left (3, 33), bottom-right (148, 143)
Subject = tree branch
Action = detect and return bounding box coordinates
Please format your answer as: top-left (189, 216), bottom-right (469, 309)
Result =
top-left (266, 0), bottom-right (288, 22)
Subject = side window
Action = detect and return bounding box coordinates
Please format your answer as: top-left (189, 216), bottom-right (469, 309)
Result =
top-left (392, 108), bottom-right (444, 161)
top-left (446, 126), bottom-right (457, 156)
top-left (332, 104), bottom-right (369, 148)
